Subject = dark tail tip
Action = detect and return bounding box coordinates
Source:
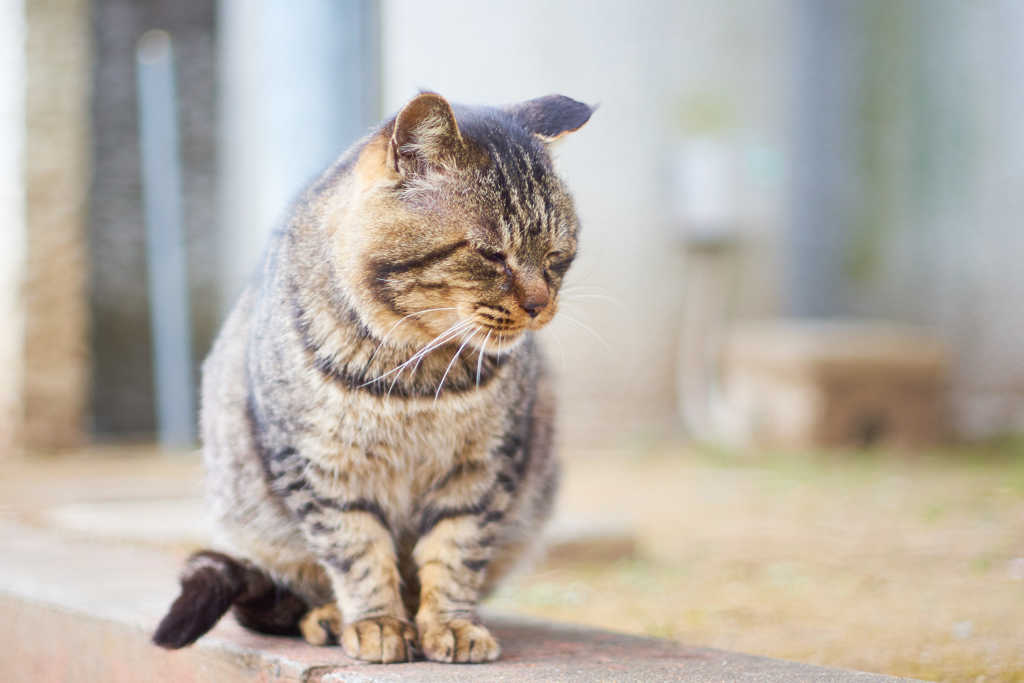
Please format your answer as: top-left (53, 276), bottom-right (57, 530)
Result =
top-left (152, 551), bottom-right (245, 649)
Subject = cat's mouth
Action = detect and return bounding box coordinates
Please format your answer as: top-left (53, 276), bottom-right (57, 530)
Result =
top-left (471, 300), bottom-right (557, 334)
top-left (415, 300), bottom-right (555, 356)
top-left (464, 324), bottom-right (527, 355)
top-left (464, 310), bottom-right (529, 352)
top-left (470, 322), bottom-right (526, 340)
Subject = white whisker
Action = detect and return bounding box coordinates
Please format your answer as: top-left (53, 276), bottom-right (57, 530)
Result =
top-left (435, 328), bottom-right (479, 400)
top-left (386, 320), bottom-right (474, 396)
top-left (561, 284), bottom-right (611, 294)
top-left (559, 313), bottom-right (611, 352)
top-left (402, 320), bottom-right (473, 381)
top-left (558, 292), bottom-right (626, 318)
top-left (391, 320), bottom-right (472, 373)
top-left (363, 318), bottom-right (471, 388)
top-left (476, 329), bottom-right (492, 387)
top-left (365, 307), bottom-right (457, 369)
top-left (561, 293), bottom-right (620, 304)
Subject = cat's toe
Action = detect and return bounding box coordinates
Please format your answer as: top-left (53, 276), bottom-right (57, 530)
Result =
top-left (420, 618), bottom-right (500, 664)
top-left (299, 603), bottom-right (341, 646)
top-left (341, 616), bottom-right (418, 663)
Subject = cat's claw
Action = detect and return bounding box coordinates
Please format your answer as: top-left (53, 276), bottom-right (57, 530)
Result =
top-left (341, 616), bottom-right (418, 663)
top-left (419, 618), bottom-right (500, 663)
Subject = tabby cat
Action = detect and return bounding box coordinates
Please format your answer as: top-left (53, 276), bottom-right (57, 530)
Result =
top-left (153, 92), bottom-right (593, 664)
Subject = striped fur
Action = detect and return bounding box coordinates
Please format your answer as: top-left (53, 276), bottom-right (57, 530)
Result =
top-left (154, 93), bottom-right (593, 664)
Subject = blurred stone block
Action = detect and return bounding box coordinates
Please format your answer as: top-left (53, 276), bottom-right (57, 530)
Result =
top-left (720, 320), bottom-right (949, 448)
top-left (544, 518), bottom-right (638, 564)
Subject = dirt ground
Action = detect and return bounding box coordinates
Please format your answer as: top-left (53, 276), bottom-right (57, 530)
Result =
top-left (488, 440), bottom-right (1024, 682)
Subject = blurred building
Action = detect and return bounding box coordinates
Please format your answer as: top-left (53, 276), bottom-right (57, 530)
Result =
top-left (1, 0), bottom-right (1022, 451)
top-left (1, 0), bottom-right (90, 451)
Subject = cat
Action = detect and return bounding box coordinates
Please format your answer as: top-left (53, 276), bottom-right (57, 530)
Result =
top-left (153, 91), bottom-right (593, 664)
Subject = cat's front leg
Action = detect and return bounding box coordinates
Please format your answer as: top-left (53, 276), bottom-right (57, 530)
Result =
top-left (413, 462), bottom-right (513, 663)
top-left (288, 488), bottom-right (417, 662)
top-left (309, 506), bottom-right (418, 662)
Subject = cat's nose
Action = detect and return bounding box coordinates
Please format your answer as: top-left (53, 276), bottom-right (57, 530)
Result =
top-left (517, 275), bottom-right (549, 318)
top-left (520, 287), bottom-right (550, 318)
top-left (522, 300), bottom-right (545, 318)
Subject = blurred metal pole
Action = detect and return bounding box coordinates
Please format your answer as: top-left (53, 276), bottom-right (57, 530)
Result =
top-left (136, 30), bottom-right (196, 449)
top-left (788, 0), bottom-right (857, 317)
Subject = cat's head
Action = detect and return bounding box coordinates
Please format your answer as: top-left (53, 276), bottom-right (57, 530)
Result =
top-left (332, 92), bottom-right (594, 354)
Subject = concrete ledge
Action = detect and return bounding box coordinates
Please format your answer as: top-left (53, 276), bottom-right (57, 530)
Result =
top-left (0, 521), bottom-right (911, 681)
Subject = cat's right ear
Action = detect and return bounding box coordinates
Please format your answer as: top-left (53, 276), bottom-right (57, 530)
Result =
top-left (387, 92), bottom-right (465, 176)
top-left (506, 95), bottom-right (596, 143)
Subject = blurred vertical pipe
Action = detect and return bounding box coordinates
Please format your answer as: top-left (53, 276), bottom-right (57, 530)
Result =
top-left (136, 30), bottom-right (196, 448)
top-left (788, 0), bottom-right (858, 317)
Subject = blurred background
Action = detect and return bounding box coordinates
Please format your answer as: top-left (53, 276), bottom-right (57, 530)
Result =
top-left (1, 0), bottom-right (1023, 680)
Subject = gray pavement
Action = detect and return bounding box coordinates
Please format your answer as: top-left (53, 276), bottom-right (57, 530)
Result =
top-left (0, 520), bottom-right (916, 682)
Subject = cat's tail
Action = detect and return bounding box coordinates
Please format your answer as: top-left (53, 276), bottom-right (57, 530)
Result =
top-left (153, 550), bottom-right (307, 649)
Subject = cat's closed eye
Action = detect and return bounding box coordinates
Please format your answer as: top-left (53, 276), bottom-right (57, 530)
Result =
top-left (478, 248), bottom-right (508, 265)
top-left (547, 252), bottom-right (574, 276)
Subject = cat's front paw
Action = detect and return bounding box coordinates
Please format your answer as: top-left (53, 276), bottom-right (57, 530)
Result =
top-left (341, 616), bottom-right (418, 663)
top-left (418, 617), bottom-right (500, 663)
top-left (299, 603), bottom-right (342, 646)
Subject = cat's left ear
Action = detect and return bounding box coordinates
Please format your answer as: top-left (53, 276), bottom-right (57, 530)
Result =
top-left (506, 95), bottom-right (596, 143)
top-left (388, 92), bottom-right (466, 176)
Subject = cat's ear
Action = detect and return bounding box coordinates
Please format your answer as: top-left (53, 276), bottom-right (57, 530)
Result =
top-left (506, 95), bottom-right (596, 143)
top-left (388, 92), bottom-right (465, 176)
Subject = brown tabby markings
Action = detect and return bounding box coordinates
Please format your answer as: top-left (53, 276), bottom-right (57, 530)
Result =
top-left (173, 92), bottom-right (592, 664)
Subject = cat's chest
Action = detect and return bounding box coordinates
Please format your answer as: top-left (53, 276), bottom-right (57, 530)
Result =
top-left (291, 380), bottom-right (504, 477)
top-left (292, 394), bottom-right (502, 529)
top-left (310, 377), bottom-right (498, 436)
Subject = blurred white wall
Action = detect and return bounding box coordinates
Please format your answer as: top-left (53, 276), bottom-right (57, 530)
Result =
top-left (812, 0), bottom-right (1024, 437)
top-left (218, 0), bottom-right (378, 316)
top-left (381, 0), bottom-right (792, 443)
top-left (911, 0), bottom-right (1024, 435)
